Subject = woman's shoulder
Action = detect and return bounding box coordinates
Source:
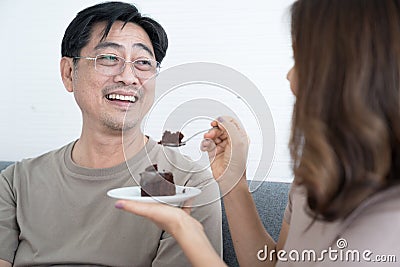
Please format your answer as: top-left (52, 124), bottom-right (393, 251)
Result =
top-left (345, 184), bottom-right (400, 225)
top-left (339, 185), bottom-right (400, 254)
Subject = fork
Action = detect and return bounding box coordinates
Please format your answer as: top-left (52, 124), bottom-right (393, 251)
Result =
top-left (161, 126), bottom-right (218, 147)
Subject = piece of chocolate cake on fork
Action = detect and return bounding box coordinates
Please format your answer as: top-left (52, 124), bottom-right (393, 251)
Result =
top-left (158, 130), bottom-right (184, 146)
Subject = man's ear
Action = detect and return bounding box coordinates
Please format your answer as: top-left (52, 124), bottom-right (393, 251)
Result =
top-left (60, 57), bottom-right (74, 92)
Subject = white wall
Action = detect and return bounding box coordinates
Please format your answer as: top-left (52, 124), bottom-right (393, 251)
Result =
top-left (0, 0), bottom-right (295, 182)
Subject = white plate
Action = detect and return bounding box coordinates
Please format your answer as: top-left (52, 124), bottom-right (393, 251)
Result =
top-left (107, 185), bottom-right (201, 204)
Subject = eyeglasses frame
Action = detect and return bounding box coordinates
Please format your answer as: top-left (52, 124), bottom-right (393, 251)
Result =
top-left (72, 54), bottom-right (161, 78)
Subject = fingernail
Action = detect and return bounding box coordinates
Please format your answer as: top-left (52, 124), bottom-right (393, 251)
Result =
top-left (115, 202), bottom-right (124, 209)
top-left (217, 117), bottom-right (224, 122)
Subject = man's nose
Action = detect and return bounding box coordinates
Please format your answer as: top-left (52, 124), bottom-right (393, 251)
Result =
top-left (114, 63), bottom-right (140, 85)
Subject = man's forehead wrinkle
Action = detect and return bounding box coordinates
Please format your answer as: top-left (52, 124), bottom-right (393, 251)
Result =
top-left (94, 41), bottom-right (123, 51)
top-left (85, 21), bottom-right (155, 59)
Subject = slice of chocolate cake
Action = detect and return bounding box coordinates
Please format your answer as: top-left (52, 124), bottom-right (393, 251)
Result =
top-left (139, 164), bottom-right (176, 197)
top-left (158, 130), bottom-right (184, 145)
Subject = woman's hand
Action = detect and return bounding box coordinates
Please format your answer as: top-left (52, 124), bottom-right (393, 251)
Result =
top-left (115, 200), bottom-right (202, 237)
top-left (201, 116), bottom-right (249, 193)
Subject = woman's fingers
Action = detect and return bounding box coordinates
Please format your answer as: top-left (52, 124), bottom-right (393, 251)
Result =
top-left (204, 124), bottom-right (224, 139)
top-left (215, 116), bottom-right (248, 146)
top-left (115, 200), bottom-right (158, 218)
top-left (114, 200), bottom-right (202, 238)
top-left (115, 200), bottom-right (183, 234)
top-left (204, 117), bottom-right (246, 148)
top-left (201, 116), bottom-right (249, 189)
top-left (200, 139), bottom-right (215, 152)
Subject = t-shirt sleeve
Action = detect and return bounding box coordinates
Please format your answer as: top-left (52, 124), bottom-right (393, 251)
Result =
top-left (283, 183), bottom-right (295, 225)
top-left (151, 172), bottom-right (222, 267)
top-left (0, 165), bottom-right (19, 263)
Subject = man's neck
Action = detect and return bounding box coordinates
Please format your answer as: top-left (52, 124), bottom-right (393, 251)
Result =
top-left (72, 128), bottom-right (147, 169)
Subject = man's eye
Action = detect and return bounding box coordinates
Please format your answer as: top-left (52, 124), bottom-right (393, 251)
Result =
top-left (136, 59), bottom-right (152, 66)
top-left (134, 59), bottom-right (156, 71)
top-left (97, 55), bottom-right (120, 65)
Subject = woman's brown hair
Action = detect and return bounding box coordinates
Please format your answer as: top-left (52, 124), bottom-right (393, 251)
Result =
top-left (289, 0), bottom-right (400, 221)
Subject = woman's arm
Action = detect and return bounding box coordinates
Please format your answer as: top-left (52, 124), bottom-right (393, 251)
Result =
top-left (222, 177), bottom-right (289, 267)
top-left (0, 259), bottom-right (11, 267)
top-left (203, 116), bottom-right (289, 267)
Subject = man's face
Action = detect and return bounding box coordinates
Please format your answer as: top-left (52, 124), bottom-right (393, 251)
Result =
top-left (70, 21), bottom-right (157, 132)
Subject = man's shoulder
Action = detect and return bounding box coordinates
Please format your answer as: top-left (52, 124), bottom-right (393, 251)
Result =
top-left (2, 141), bottom-right (74, 178)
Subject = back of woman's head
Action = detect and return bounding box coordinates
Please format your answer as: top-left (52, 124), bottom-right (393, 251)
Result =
top-left (289, 0), bottom-right (400, 221)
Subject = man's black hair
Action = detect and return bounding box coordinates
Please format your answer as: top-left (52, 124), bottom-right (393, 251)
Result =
top-left (61, 1), bottom-right (168, 63)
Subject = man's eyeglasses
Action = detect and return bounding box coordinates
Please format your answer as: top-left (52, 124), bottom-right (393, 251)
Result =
top-left (73, 54), bottom-right (160, 79)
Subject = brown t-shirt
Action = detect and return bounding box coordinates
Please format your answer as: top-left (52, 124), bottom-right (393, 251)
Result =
top-left (279, 184), bottom-right (400, 266)
top-left (0, 139), bottom-right (222, 266)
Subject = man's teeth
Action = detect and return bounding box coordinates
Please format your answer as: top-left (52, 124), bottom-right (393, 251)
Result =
top-left (106, 94), bottom-right (137, 103)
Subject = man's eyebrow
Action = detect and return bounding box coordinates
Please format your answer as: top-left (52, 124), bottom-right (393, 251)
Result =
top-left (93, 42), bottom-right (155, 58)
top-left (94, 42), bottom-right (123, 51)
top-left (133, 43), bottom-right (154, 58)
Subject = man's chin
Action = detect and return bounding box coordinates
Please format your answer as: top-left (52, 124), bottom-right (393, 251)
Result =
top-left (102, 119), bottom-right (138, 132)
top-left (121, 121), bottom-right (138, 131)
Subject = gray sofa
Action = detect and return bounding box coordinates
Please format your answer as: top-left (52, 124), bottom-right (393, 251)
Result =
top-left (0, 161), bottom-right (290, 267)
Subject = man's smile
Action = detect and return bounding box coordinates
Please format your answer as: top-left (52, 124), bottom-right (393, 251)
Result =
top-left (105, 93), bottom-right (138, 103)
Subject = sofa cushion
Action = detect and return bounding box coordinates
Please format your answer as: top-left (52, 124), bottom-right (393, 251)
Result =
top-left (0, 161), bottom-right (14, 171)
